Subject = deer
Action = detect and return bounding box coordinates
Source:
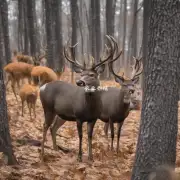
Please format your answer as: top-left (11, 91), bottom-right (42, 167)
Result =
top-left (48, 36), bottom-right (143, 154)
top-left (39, 35), bottom-right (117, 162)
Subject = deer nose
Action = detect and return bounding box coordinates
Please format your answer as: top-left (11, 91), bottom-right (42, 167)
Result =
top-left (76, 80), bottom-right (86, 87)
top-left (129, 89), bottom-right (135, 94)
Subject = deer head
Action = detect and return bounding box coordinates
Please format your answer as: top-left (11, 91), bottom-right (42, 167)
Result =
top-left (63, 35), bottom-right (115, 89)
top-left (108, 35), bottom-right (143, 104)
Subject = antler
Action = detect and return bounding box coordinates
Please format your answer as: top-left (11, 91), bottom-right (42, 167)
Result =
top-left (107, 36), bottom-right (124, 81)
top-left (63, 42), bottom-right (85, 70)
top-left (91, 35), bottom-right (115, 70)
top-left (131, 56), bottom-right (143, 80)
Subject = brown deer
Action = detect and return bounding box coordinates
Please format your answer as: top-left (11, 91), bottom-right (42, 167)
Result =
top-left (39, 35), bottom-right (118, 162)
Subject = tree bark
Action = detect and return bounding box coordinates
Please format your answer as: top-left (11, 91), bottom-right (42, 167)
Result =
top-left (23, 0), bottom-right (29, 54)
top-left (0, 0), bottom-right (11, 64)
top-left (44, 0), bottom-right (54, 69)
top-left (131, 1), bottom-right (180, 179)
top-left (0, 16), bottom-right (17, 165)
top-left (18, 0), bottom-right (23, 52)
top-left (27, 0), bottom-right (36, 56)
top-left (70, 0), bottom-right (78, 83)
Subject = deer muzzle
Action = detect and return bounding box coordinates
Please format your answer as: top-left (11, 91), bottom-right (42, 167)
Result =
top-left (76, 80), bottom-right (86, 87)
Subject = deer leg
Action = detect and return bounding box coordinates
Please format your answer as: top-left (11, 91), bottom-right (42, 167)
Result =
top-left (41, 111), bottom-right (55, 162)
top-left (116, 121), bottom-right (124, 154)
top-left (27, 102), bottom-right (32, 120)
top-left (77, 120), bottom-right (83, 162)
top-left (87, 119), bottom-right (97, 161)
top-left (11, 79), bottom-right (18, 102)
top-left (104, 122), bottom-right (109, 138)
top-left (50, 116), bottom-right (68, 152)
top-left (21, 100), bottom-right (25, 117)
top-left (109, 119), bottom-right (114, 151)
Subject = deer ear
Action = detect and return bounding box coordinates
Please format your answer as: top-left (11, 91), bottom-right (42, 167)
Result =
top-left (73, 64), bottom-right (83, 73)
top-left (95, 64), bottom-right (105, 74)
top-left (115, 76), bottom-right (124, 85)
top-left (132, 76), bottom-right (139, 84)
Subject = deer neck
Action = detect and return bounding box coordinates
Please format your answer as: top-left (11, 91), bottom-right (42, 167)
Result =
top-left (84, 90), bottom-right (102, 115)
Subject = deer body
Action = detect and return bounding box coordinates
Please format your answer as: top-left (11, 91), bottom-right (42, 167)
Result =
top-left (40, 35), bottom-right (115, 162)
top-left (40, 81), bottom-right (102, 122)
top-left (49, 36), bottom-right (143, 154)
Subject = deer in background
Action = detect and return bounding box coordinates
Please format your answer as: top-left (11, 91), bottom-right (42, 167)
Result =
top-left (100, 36), bottom-right (143, 152)
top-left (49, 36), bottom-right (143, 154)
top-left (39, 35), bottom-right (117, 162)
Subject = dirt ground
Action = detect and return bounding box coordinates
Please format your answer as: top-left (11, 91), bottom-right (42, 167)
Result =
top-left (0, 75), bottom-right (180, 180)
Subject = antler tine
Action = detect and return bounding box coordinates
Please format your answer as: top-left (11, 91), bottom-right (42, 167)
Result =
top-left (107, 36), bottom-right (124, 81)
top-left (131, 56), bottom-right (143, 80)
top-left (92, 35), bottom-right (114, 69)
top-left (108, 35), bottom-right (123, 64)
top-left (63, 42), bottom-right (84, 69)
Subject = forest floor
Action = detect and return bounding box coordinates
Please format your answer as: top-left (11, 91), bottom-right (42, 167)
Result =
top-left (1, 75), bottom-right (180, 180)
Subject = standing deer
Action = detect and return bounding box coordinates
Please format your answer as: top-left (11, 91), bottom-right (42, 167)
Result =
top-left (49, 36), bottom-right (143, 154)
top-left (40, 35), bottom-right (117, 162)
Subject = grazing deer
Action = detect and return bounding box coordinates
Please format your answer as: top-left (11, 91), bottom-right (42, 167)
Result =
top-left (49, 36), bottom-right (143, 154)
top-left (39, 35), bottom-right (117, 162)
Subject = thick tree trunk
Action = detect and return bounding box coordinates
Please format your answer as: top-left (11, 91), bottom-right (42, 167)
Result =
top-left (131, 1), bottom-right (180, 180)
top-left (0, 17), bottom-right (17, 165)
top-left (0, 0), bottom-right (11, 64)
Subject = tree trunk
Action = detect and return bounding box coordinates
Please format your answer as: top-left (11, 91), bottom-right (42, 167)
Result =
top-left (18, 0), bottom-right (23, 52)
top-left (52, 0), bottom-right (64, 73)
top-left (70, 0), bottom-right (78, 83)
top-left (44, 0), bottom-right (54, 69)
top-left (122, 0), bottom-right (127, 67)
top-left (131, 1), bottom-right (179, 179)
top-left (0, 16), bottom-right (17, 165)
top-left (94, 0), bottom-right (101, 62)
top-left (0, 0), bottom-right (11, 64)
top-left (27, 0), bottom-right (36, 56)
top-left (23, 0), bottom-right (29, 54)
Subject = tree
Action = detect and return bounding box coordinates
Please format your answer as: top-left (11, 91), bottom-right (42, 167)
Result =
top-left (27, 0), bottom-right (37, 56)
top-left (0, 15), bottom-right (17, 165)
top-left (0, 0), bottom-right (11, 64)
top-left (70, 0), bottom-right (78, 83)
top-left (17, 0), bottom-right (23, 52)
top-left (44, 0), bottom-right (54, 69)
top-left (52, 0), bottom-right (64, 73)
top-left (131, 1), bottom-right (180, 179)
top-left (23, 0), bottom-right (29, 54)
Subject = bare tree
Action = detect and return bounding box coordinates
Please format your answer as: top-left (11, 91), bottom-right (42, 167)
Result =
top-left (70, 0), bottom-right (78, 83)
top-left (27, 0), bottom-right (36, 56)
top-left (0, 0), bottom-right (11, 64)
top-left (0, 16), bottom-right (17, 165)
top-left (17, 0), bottom-right (23, 52)
top-left (44, 0), bottom-right (54, 69)
top-left (23, 0), bottom-right (29, 54)
top-left (131, 1), bottom-right (180, 179)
